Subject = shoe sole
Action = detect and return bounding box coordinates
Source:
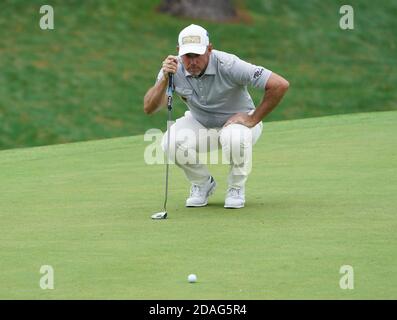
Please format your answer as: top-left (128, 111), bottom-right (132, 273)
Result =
top-left (186, 181), bottom-right (216, 207)
top-left (224, 204), bottom-right (245, 209)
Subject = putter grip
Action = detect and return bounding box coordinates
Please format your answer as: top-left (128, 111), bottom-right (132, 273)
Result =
top-left (168, 73), bottom-right (174, 93)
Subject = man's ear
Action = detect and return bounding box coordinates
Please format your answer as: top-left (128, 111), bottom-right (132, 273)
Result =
top-left (208, 43), bottom-right (213, 52)
top-left (176, 45), bottom-right (180, 54)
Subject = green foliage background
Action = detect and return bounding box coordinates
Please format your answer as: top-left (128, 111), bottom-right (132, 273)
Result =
top-left (0, 0), bottom-right (396, 149)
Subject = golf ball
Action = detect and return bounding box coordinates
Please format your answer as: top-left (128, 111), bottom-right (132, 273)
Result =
top-left (188, 274), bottom-right (197, 283)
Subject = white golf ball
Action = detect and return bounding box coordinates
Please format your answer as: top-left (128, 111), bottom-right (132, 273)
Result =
top-left (188, 274), bottom-right (197, 283)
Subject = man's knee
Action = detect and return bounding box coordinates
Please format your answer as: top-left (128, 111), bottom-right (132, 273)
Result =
top-left (162, 132), bottom-right (197, 152)
top-left (161, 132), bottom-right (170, 153)
top-left (220, 124), bottom-right (253, 151)
top-left (162, 128), bottom-right (199, 165)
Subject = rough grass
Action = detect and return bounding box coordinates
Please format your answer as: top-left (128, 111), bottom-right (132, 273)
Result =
top-left (0, 0), bottom-right (396, 149)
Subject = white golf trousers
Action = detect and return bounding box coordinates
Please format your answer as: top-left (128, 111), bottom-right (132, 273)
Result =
top-left (161, 111), bottom-right (263, 188)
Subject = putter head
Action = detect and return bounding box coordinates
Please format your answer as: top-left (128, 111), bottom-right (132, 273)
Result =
top-left (151, 211), bottom-right (168, 220)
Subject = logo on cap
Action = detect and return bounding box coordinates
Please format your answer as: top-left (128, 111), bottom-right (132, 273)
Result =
top-left (182, 36), bottom-right (201, 45)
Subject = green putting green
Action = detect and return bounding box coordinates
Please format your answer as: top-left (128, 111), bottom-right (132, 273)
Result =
top-left (0, 111), bottom-right (396, 299)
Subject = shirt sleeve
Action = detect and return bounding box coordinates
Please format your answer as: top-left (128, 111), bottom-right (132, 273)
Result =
top-left (227, 55), bottom-right (272, 89)
top-left (155, 69), bottom-right (164, 84)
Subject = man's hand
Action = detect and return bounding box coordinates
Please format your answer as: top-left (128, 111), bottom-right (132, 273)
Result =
top-left (143, 55), bottom-right (178, 114)
top-left (223, 112), bottom-right (259, 128)
top-left (162, 55), bottom-right (178, 79)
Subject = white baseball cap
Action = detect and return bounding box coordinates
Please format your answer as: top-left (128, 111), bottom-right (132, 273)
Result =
top-left (178, 24), bottom-right (209, 56)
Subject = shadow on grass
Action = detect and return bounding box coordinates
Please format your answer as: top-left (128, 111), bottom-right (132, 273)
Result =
top-left (169, 198), bottom-right (315, 219)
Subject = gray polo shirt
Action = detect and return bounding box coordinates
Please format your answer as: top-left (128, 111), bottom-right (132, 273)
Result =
top-left (156, 49), bottom-right (272, 128)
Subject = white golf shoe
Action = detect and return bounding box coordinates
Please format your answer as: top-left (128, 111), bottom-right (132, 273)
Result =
top-left (186, 176), bottom-right (216, 207)
top-left (224, 187), bottom-right (245, 209)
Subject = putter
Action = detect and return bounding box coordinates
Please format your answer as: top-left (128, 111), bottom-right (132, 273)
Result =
top-left (151, 73), bottom-right (174, 220)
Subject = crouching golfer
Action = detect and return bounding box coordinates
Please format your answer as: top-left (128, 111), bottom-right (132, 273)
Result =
top-left (144, 24), bottom-right (289, 209)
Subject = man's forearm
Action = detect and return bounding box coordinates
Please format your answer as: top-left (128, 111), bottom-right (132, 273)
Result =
top-left (143, 77), bottom-right (168, 114)
top-left (252, 82), bottom-right (289, 123)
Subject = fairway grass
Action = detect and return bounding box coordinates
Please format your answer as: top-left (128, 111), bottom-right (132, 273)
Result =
top-left (0, 111), bottom-right (396, 299)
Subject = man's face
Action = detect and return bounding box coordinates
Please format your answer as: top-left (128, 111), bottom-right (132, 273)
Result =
top-left (179, 45), bottom-right (212, 76)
